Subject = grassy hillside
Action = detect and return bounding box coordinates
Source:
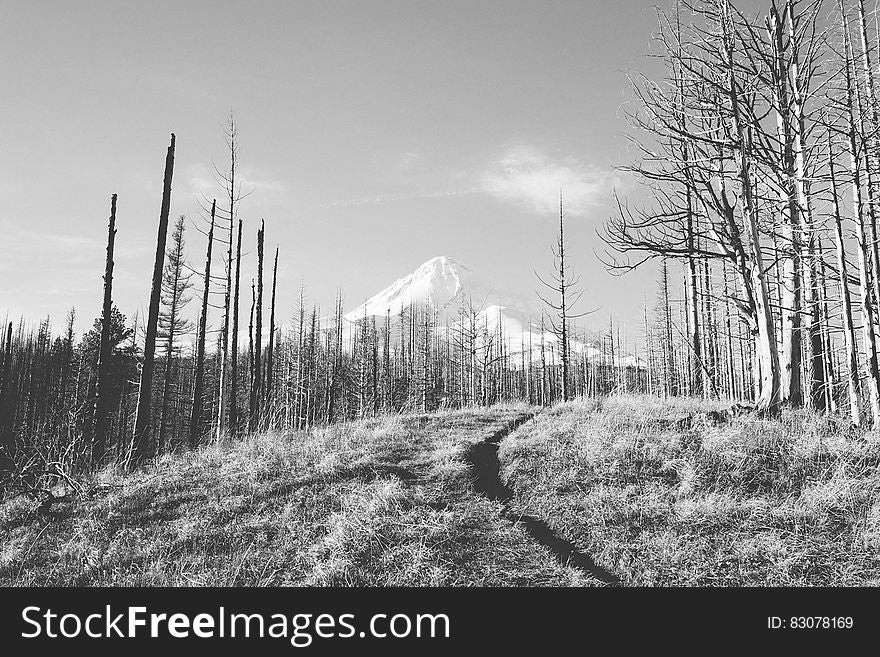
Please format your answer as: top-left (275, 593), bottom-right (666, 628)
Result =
top-left (0, 405), bottom-right (590, 586)
top-left (4, 394), bottom-right (880, 586)
top-left (501, 395), bottom-right (880, 586)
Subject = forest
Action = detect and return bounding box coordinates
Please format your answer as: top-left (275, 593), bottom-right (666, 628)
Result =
top-left (3, 0), bottom-right (880, 497)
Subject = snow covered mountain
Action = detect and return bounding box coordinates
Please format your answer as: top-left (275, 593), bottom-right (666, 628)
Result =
top-left (345, 256), bottom-right (508, 321)
top-left (344, 256), bottom-right (644, 366)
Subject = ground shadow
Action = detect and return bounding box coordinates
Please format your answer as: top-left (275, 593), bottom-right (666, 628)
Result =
top-left (465, 414), bottom-right (621, 586)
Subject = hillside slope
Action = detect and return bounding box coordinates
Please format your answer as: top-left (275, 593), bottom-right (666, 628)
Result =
top-left (5, 395), bottom-right (878, 586)
top-left (0, 406), bottom-right (594, 586)
top-left (500, 396), bottom-right (880, 586)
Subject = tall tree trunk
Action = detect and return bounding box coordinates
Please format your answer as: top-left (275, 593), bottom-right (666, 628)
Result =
top-left (674, 5), bottom-right (703, 397)
top-left (768, 2), bottom-right (803, 407)
top-left (295, 288), bottom-right (305, 428)
top-left (230, 218), bottom-right (243, 435)
top-left (215, 238), bottom-right (232, 440)
top-left (265, 245), bottom-right (279, 410)
top-left (661, 259), bottom-right (675, 396)
top-left (829, 129), bottom-right (861, 425)
top-left (722, 261), bottom-right (737, 400)
top-left (856, 0), bottom-right (880, 317)
top-left (131, 133), bottom-right (175, 465)
top-left (843, 9), bottom-right (880, 424)
top-left (92, 194), bottom-right (117, 464)
top-left (248, 279), bottom-right (256, 430)
top-left (803, 180), bottom-right (826, 412)
top-left (215, 118), bottom-right (238, 441)
top-left (722, 2), bottom-right (781, 414)
top-left (253, 220), bottom-right (264, 429)
top-left (189, 200), bottom-right (215, 449)
top-left (817, 245), bottom-right (837, 414)
top-left (558, 190), bottom-right (570, 402)
top-left (0, 321), bottom-right (12, 459)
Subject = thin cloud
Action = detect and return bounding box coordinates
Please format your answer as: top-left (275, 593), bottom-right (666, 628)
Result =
top-left (481, 146), bottom-right (614, 216)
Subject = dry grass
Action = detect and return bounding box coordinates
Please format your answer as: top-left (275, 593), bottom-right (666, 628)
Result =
top-left (499, 394), bottom-right (880, 586)
top-left (6, 394), bottom-right (874, 587)
top-left (0, 405), bottom-right (585, 586)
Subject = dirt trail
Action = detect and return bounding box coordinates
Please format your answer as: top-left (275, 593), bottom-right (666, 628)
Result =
top-left (465, 413), bottom-right (621, 586)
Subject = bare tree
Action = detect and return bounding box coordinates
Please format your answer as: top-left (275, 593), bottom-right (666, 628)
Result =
top-left (92, 193), bottom-right (117, 464)
top-left (840, 0), bottom-right (880, 423)
top-left (229, 217), bottom-right (243, 434)
top-left (132, 133), bottom-right (175, 465)
top-left (828, 128), bottom-right (862, 425)
top-left (537, 190), bottom-right (586, 402)
top-left (252, 220), bottom-right (265, 429)
top-left (189, 200), bottom-right (215, 448)
top-left (265, 245), bottom-right (279, 411)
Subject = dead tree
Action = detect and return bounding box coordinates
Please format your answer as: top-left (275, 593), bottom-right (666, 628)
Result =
top-left (855, 0), bottom-right (880, 314)
top-left (828, 129), bottom-right (861, 425)
top-left (230, 218), bottom-right (243, 434)
top-left (252, 220), bottom-right (265, 429)
top-left (766, 0), bottom-right (803, 407)
top-left (248, 278), bottom-right (256, 428)
top-left (92, 193), bottom-right (117, 464)
top-left (215, 115), bottom-right (245, 440)
top-left (265, 245), bottom-right (279, 410)
top-left (0, 321), bottom-right (12, 461)
top-left (674, 4), bottom-right (704, 397)
top-left (841, 4), bottom-right (880, 424)
top-left (537, 189), bottom-right (586, 402)
top-left (131, 133), bottom-right (175, 466)
top-left (189, 200), bottom-right (215, 449)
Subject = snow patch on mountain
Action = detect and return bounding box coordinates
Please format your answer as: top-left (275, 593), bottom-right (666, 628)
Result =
top-left (344, 256), bottom-right (648, 367)
top-left (345, 256), bottom-right (503, 321)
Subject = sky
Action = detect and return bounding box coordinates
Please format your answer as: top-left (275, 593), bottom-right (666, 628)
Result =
top-left (1, 0), bottom-right (696, 339)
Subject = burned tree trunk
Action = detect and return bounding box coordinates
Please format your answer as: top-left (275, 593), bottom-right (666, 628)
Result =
top-left (767, 1), bottom-right (803, 407)
top-left (722, 4), bottom-right (781, 415)
top-left (253, 220), bottom-right (265, 429)
top-left (92, 193), bottom-right (117, 465)
top-left (558, 192), bottom-right (570, 401)
top-left (265, 245), bottom-right (278, 410)
top-left (842, 12), bottom-right (880, 424)
top-left (0, 321), bottom-right (11, 462)
top-left (829, 131), bottom-right (861, 425)
top-left (189, 200), bottom-right (215, 449)
top-left (230, 218), bottom-right (243, 435)
top-left (131, 133), bottom-right (175, 465)
top-left (856, 0), bottom-right (880, 315)
top-left (248, 279), bottom-right (256, 430)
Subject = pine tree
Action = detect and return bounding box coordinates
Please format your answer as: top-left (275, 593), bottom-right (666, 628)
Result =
top-left (157, 215), bottom-right (193, 454)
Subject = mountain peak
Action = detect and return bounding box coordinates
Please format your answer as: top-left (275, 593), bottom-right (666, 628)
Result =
top-left (414, 255), bottom-right (463, 269)
top-left (345, 256), bottom-right (487, 321)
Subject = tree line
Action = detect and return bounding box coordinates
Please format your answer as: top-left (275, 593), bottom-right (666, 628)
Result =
top-left (603, 0), bottom-right (880, 425)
